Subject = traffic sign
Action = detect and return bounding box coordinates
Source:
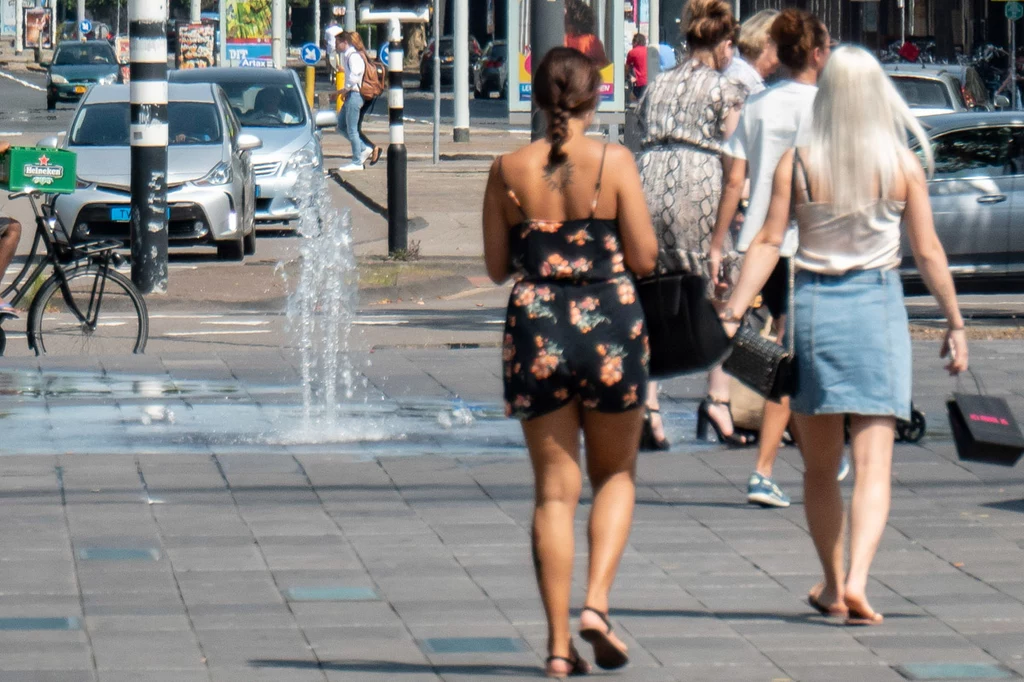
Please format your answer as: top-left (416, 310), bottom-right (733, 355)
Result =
top-left (300, 43), bottom-right (322, 66)
top-left (378, 43), bottom-right (390, 67)
top-left (1008, 1), bottom-right (1023, 20)
top-left (79, 19), bottom-right (92, 35)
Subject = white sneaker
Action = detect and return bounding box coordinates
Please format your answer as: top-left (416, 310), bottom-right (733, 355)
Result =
top-left (338, 162), bottom-right (364, 172)
top-left (359, 147), bottom-right (373, 165)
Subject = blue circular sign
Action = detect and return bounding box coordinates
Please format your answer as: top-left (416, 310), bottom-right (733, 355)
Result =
top-left (79, 19), bottom-right (92, 35)
top-left (300, 43), bottom-right (322, 66)
top-left (378, 43), bottom-right (390, 66)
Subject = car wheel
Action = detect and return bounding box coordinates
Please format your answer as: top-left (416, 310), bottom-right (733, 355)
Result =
top-left (217, 234), bottom-right (244, 261)
top-left (47, 96), bottom-right (56, 111)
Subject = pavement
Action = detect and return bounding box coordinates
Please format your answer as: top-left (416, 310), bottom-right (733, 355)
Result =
top-left (2, 117), bottom-right (1024, 681)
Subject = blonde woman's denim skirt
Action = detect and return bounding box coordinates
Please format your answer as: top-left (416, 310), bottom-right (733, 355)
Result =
top-left (790, 268), bottom-right (911, 420)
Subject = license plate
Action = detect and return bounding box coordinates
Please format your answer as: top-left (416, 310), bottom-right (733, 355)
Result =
top-left (255, 185), bottom-right (262, 198)
top-left (110, 207), bottom-right (131, 222)
top-left (74, 85), bottom-right (87, 94)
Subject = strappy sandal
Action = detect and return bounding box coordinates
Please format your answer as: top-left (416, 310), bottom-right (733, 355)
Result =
top-left (545, 639), bottom-right (591, 678)
top-left (639, 407), bottom-right (670, 451)
top-left (579, 606), bottom-right (629, 670)
top-left (696, 397), bottom-right (757, 447)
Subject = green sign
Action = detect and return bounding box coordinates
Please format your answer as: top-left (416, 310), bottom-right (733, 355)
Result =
top-left (1007, 1), bottom-right (1023, 20)
top-left (0, 147), bottom-right (77, 194)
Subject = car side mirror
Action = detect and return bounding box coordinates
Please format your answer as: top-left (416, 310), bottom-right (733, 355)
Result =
top-left (236, 133), bottom-right (262, 151)
top-left (314, 110), bottom-right (337, 128)
top-left (37, 135), bottom-right (60, 148)
top-left (995, 94), bottom-right (1011, 110)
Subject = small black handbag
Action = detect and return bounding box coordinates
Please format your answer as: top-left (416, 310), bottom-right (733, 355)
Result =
top-left (635, 269), bottom-right (731, 379)
top-left (722, 259), bottom-right (796, 401)
top-left (947, 371), bottom-right (1024, 466)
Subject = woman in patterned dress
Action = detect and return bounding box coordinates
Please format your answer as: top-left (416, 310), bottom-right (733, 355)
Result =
top-left (482, 48), bottom-right (658, 678)
top-left (636, 0), bottom-right (748, 449)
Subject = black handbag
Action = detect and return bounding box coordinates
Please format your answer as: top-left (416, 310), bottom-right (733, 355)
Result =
top-left (635, 269), bottom-right (731, 379)
top-left (947, 371), bottom-right (1024, 466)
top-left (722, 258), bottom-right (796, 401)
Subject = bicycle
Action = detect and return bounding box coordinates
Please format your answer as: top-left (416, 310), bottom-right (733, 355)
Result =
top-left (0, 190), bottom-right (148, 356)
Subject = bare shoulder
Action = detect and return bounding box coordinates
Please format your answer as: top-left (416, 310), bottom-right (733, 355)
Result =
top-left (900, 148), bottom-right (927, 182)
top-left (603, 142), bottom-right (636, 165)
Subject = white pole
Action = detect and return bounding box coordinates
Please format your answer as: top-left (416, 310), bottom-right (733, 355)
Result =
top-left (314, 0), bottom-right (321, 51)
top-left (219, 0), bottom-right (227, 65)
top-left (433, 0), bottom-right (441, 164)
top-left (345, 0), bottom-right (356, 31)
top-left (116, 0), bottom-right (121, 37)
top-left (899, 0), bottom-right (905, 46)
top-left (453, 0), bottom-right (469, 142)
top-left (77, 0), bottom-right (85, 33)
top-left (272, 0), bottom-right (286, 68)
top-left (14, 0), bottom-right (23, 54)
top-left (648, 0), bottom-right (660, 80)
top-left (190, 0), bottom-right (200, 24)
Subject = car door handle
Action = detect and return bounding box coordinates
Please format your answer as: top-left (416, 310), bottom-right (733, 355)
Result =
top-left (977, 194), bottom-right (1008, 204)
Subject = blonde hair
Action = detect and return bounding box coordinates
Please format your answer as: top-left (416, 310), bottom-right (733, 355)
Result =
top-left (807, 45), bottom-right (933, 214)
top-left (736, 9), bottom-right (778, 62)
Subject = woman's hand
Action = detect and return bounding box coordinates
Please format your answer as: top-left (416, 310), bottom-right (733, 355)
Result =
top-left (941, 327), bottom-right (968, 376)
top-left (719, 308), bottom-right (741, 339)
top-left (709, 245), bottom-right (722, 289)
top-left (0, 141), bottom-right (9, 156)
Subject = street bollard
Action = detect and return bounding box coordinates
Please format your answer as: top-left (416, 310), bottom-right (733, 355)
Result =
top-left (129, 0), bottom-right (169, 294)
top-left (305, 65), bottom-right (315, 107)
top-left (358, 6), bottom-right (429, 256)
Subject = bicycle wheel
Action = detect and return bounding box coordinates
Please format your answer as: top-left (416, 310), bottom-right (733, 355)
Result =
top-left (28, 266), bottom-right (149, 355)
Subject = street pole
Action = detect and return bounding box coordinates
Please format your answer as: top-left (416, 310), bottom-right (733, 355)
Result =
top-left (530, 0), bottom-right (565, 141)
top-left (14, 0), bottom-right (23, 55)
top-left (648, 0), bottom-right (660, 82)
top-left (78, 0), bottom-right (85, 35)
top-left (359, 6), bottom-right (430, 256)
top-left (433, 0), bottom-right (441, 164)
top-left (272, 0), bottom-right (286, 68)
top-left (313, 0), bottom-right (321, 51)
top-left (129, 0), bottom-right (169, 294)
top-left (1012, 15), bottom-right (1018, 111)
top-left (190, 0), bottom-right (200, 24)
top-left (345, 0), bottom-right (356, 31)
top-left (899, 0), bottom-right (905, 46)
top-left (453, 0), bottom-right (469, 142)
top-left (218, 0), bottom-right (227, 65)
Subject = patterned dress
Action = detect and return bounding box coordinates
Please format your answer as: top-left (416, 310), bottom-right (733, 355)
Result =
top-left (499, 151), bottom-right (649, 421)
top-left (637, 58), bottom-right (745, 291)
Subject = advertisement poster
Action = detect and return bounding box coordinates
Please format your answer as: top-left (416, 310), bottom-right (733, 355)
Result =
top-left (22, 7), bottom-right (53, 49)
top-left (115, 36), bottom-right (130, 82)
top-left (226, 0), bottom-right (272, 67)
top-left (177, 22), bottom-right (216, 69)
top-left (507, 0), bottom-right (624, 114)
top-left (3, 0), bottom-right (16, 37)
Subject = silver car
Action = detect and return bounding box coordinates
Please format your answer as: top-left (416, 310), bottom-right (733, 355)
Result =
top-left (170, 67), bottom-right (337, 225)
top-left (903, 112), bottom-right (1024, 290)
top-left (49, 83), bottom-right (261, 260)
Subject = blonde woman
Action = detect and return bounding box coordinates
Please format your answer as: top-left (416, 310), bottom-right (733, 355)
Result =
top-left (724, 9), bottom-right (780, 96)
top-left (722, 46), bottom-right (968, 625)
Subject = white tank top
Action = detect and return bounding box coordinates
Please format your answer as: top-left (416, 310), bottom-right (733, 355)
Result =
top-left (794, 199), bottom-right (906, 275)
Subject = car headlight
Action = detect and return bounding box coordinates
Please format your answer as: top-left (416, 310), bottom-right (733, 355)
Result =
top-left (194, 161), bottom-right (233, 186)
top-left (49, 74), bottom-right (68, 84)
top-left (98, 74), bottom-right (118, 85)
top-left (285, 142), bottom-right (322, 173)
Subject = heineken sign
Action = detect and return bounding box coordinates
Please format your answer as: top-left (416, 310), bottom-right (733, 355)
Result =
top-left (0, 146), bottom-right (77, 194)
top-left (24, 154), bottom-right (65, 186)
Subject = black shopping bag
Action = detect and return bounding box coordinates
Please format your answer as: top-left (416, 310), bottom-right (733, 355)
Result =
top-left (947, 387), bottom-right (1024, 466)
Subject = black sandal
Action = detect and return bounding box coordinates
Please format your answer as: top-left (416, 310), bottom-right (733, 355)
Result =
top-left (579, 606), bottom-right (629, 670)
top-left (639, 407), bottom-right (670, 451)
top-left (696, 397), bottom-right (757, 447)
top-left (545, 640), bottom-right (591, 678)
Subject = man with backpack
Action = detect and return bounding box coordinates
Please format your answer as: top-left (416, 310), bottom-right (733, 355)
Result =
top-left (332, 31), bottom-right (384, 171)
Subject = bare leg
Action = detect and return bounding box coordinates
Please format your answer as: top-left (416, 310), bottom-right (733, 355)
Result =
top-left (521, 402), bottom-right (584, 670)
top-left (845, 415), bottom-right (895, 621)
top-left (643, 380), bottom-right (666, 443)
top-left (755, 397), bottom-right (791, 477)
top-left (0, 219), bottom-right (23, 301)
top-left (793, 413), bottom-right (846, 610)
top-left (578, 407), bottom-right (642, 656)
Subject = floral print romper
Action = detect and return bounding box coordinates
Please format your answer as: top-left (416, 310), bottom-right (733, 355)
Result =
top-left (500, 147), bottom-right (649, 421)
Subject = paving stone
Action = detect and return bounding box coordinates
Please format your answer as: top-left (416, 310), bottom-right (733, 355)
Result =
top-left (91, 631), bottom-right (206, 670)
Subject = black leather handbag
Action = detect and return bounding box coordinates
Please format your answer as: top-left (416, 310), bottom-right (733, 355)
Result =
top-left (722, 259), bottom-right (797, 401)
top-left (636, 269), bottom-right (731, 379)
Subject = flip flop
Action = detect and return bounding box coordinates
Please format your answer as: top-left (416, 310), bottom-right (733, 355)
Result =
top-left (845, 596), bottom-right (884, 626)
top-left (808, 594), bottom-right (848, 618)
top-left (579, 606), bottom-right (629, 670)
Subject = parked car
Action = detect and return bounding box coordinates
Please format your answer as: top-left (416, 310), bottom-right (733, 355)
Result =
top-left (419, 36), bottom-right (482, 89)
top-left (473, 40), bottom-right (508, 99)
top-left (170, 67), bottom-right (336, 225)
top-left (47, 83), bottom-right (261, 261)
top-left (901, 112), bottom-right (1024, 291)
top-left (46, 40), bottom-right (120, 111)
top-left (885, 63), bottom-right (1004, 117)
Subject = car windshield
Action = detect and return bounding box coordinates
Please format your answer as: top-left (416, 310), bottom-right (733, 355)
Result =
top-left (54, 43), bottom-right (117, 66)
top-left (891, 77), bottom-right (953, 109)
top-left (216, 82), bottom-right (306, 127)
top-left (70, 101), bottom-right (223, 146)
top-left (489, 44), bottom-right (507, 60)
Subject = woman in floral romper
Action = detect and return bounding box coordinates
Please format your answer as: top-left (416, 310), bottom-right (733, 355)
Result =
top-left (482, 48), bottom-right (658, 678)
top-left (637, 0), bottom-right (748, 449)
